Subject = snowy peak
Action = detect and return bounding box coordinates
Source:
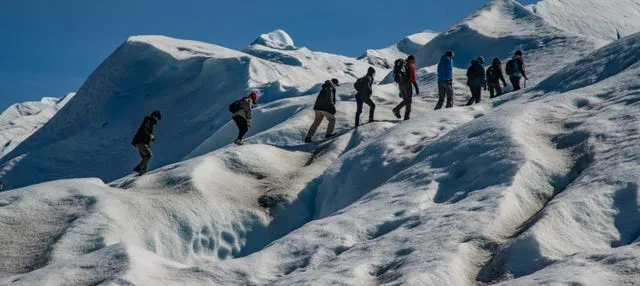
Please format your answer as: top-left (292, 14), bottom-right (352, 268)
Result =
top-left (455, 0), bottom-right (540, 37)
top-left (414, 0), bottom-right (600, 82)
top-left (360, 30), bottom-right (438, 68)
top-left (529, 0), bottom-right (640, 41)
top-left (0, 93), bottom-right (75, 158)
top-left (250, 29), bottom-right (296, 50)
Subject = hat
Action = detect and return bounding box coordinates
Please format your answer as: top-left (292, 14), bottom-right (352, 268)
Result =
top-left (515, 50), bottom-right (523, 56)
top-left (476, 56), bottom-right (485, 64)
top-left (331, 78), bottom-right (340, 87)
top-left (367, 67), bottom-right (376, 75)
top-left (249, 92), bottom-right (258, 102)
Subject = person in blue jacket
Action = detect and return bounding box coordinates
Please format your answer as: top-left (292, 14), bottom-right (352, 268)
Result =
top-left (466, 57), bottom-right (487, 106)
top-left (436, 50), bottom-right (455, 110)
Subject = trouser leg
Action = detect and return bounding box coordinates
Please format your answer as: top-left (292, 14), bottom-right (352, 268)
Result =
top-left (355, 96), bottom-right (364, 126)
top-left (135, 144), bottom-right (152, 173)
top-left (510, 76), bottom-right (521, 91)
top-left (364, 97), bottom-right (376, 122)
top-left (322, 111), bottom-right (336, 135)
top-left (233, 116), bottom-right (248, 140)
top-left (306, 110), bottom-right (325, 138)
top-left (445, 82), bottom-right (454, 108)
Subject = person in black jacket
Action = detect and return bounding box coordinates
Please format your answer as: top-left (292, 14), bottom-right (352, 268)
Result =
top-left (355, 67), bottom-right (376, 126)
top-left (305, 79), bottom-right (339, 143)
top-left (466, 57), bottom-right (487, 106)
top-left (131, 110), bottom-right (161, 175)
top-left (486, 58), bottom-right (508, 98)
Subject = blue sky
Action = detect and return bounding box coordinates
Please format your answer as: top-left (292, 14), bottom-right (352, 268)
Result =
top-left (0, 0), bottom-right (538, 110)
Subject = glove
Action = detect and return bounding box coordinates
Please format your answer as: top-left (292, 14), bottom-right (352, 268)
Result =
top-left (484, 85), bottom-right (487, 91)
top-left (415, 87), bottom-right (420, 95)
top-left (150, 135), bottom-right (155, 142)
top-left (503, 82), bottom-right (508, 88)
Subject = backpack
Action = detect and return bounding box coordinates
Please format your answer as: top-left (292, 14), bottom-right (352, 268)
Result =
top-left (505, 59), bottom-right (516, 76)
top-left (229, 98), bottom-right (245, 113)
top-left (393, 59), bottom-right (407, 83)
top-left (354, 77), bottom-right (367, 92)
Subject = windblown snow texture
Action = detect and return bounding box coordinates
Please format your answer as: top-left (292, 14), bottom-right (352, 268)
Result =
top-left (1, 0), bottom-right (640, 285)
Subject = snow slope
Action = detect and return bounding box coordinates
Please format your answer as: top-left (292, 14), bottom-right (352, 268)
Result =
top-left (0, 93), bottom-right (74, 158)
top-left (529, 0), bottom-right (640, 41)
top-left (0, 33), bottom-right (383, 190)
top-left (415, 0), bottom-right (604, 84)
top-left (359, 30), bottom-right (438, 69)
top-left (2, 0), bottom-right (640, 285)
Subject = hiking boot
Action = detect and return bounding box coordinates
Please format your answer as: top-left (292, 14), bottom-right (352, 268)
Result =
top-left (304, 137), bottom-right (312, 143)
top-left (325, 133), bottom-right (335, 139)
top-left (369, 118), bottom-right (375, 123)
top-left (234, 139), bottom-right (244, 145)
top-left (393, 109), bottom-right (401, 119)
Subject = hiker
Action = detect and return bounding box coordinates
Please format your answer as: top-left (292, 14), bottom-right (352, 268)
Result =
top-left (506, 50), bottom-right (528, 91)
top-left (131, 110), bottom-right (161, 175)
top-left (436, 50), bottom-right (455, 110)
top-left (230, 92), bottom-right (258, 145)
top-left (354, 67), bottom-right (376, 126)
top-left (486, 58), bottom-right (508, 98)
top-left (466, 57), bottom-right (487, 106)
top-left (392, 55), bottom-right (419, 120)
top-left (305, 79), bottom-right (339, 143)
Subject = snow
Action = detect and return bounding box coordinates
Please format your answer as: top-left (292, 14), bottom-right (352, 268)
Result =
top-left (0, 93), bottom-right (74, 158)
top-left (360, 30), bottom-right (438, 69)
top-left (529, 0), bottom-right (640, 41)
top-left (250, 29), bottom-right (296, 50)
top-left (2, 0), bottom-right (640, 284)
top-left (0, 33), bottom-right (383, 190)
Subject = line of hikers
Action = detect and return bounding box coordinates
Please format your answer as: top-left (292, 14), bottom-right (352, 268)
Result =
top-left (130, 50), bottom-right (527, 175)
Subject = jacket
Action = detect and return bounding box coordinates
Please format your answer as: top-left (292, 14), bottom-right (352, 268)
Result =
top-left (313, 81), bottom-right (337, 114)
top-left (232, 97), bottom-right (254, 126)
top-left (131, 116), bottom-right (157, 146)
top-left (466, 60), bottom-right (486, 88)
top-left (407, 62), bottom-right (417, 85)
top-left (438, 54), bottom-right (454, 82)
top-left (486, 64), bottom-right (507, 84)
top-left (356, 74), bottom-right (374, 98)
top-left (511, 56), bottom-right (526, 78)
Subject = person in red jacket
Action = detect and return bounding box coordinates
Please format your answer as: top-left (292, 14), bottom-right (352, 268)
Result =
top-left (392, 55), bottom-right (419, 121)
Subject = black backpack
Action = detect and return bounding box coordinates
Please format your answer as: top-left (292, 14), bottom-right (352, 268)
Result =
top-left (393, 59), bottom-right (408, 83)
top-left (505, 59), bottom-right (516, 76)
top-left (354, 77), bottom-right (367, 92)
top-left (229, 98), bottom-right (245, 113)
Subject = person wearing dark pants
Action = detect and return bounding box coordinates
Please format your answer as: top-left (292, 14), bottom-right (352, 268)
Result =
top-left (355, 67), bottom-right (376, 126)
top-left (231, 92), bottom-right (258, 145)
top-left (487, 58), bottom-right (508, 98)
top-left (392, 55), bottom-right (419, 120)
top-left (131, 110), bottom-right (161, 175)
top-left (466, 57), bottom-right (486, 106)
top-left (507, 50), bottom-right (528, 91)
top-left (436, 50), bottom-right (455, 110)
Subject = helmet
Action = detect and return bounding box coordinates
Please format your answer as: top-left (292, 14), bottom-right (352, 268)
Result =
top-left (331, 78), bottom-right (340, 87)
top-left (151, 110), bottom-right (162, 120)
